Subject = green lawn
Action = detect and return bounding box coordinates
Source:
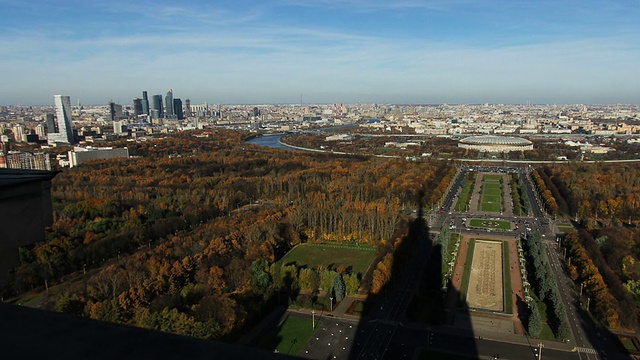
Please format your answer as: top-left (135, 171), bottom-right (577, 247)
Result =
top-left (619, 336), bottom-right (639, 352)
top-left (442, 233), bottom-right (462, 284)
top-left (479, 177), bottom-right (504, 213)
top-left (460, 239), bottom-right (476, 305)
top-left (557, 224), bottom-right (575, 233)
top-left (468, 218), bottom-right (512, 230)
top-left (530, 294), bottom-right (557, 341)
top-left (281, 243), bottom-right (376, 276)
top-left (483, 174), bottom-right (503, 182)
top-left (454, 180), bottom-right (474, 211)
top-left (481, 198), bottom-right (502, 212)
top-left (503, 241), bottom-right (512, 314)
top-left (259, 315), bottom-right (319, 355)
top-left (482, 184), bottom-right (502, 196)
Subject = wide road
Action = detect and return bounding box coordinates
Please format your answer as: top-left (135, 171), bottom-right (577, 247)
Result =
top-left (545, 241), bottom-right (626, 360)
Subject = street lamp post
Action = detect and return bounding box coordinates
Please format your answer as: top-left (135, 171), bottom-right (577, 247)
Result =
top-left (538, 342), bottom-right (544, 359)
top-left (329, 297), bottom-right (333, 313)
top-left (312, 309), bottom-right (315, 329)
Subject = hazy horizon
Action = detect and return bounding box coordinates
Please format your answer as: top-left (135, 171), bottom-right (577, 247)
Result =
top-left (1, 0), bottom-right (639, 106)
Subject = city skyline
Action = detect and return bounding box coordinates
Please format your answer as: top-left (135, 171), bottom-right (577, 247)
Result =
top-left (1, 0), bottom-right (639, 105)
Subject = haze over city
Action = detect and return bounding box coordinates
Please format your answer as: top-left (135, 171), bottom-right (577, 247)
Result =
top-left (1, 0), bottom-right (639, 105)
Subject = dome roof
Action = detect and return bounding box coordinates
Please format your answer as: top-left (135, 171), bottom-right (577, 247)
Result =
top-left (459, 135), bottom-right (532, 146)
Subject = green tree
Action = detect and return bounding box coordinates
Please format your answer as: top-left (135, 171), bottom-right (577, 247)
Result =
top-left (332, 274), bottom-right (346, 301)
top-left (344, 273), bottom-right (361, 295)
top-left (250, 260), bottom-right (271, 289)
top-left (320, 269), bottom-right (337, 294)
top-left (528, 302), bottom-right (542, 338)
top-left (558, 316), bottom-right (571, 340)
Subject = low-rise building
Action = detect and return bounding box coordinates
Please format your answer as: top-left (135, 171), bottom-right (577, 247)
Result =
top-left (67, 146), bottom-right (129, 168)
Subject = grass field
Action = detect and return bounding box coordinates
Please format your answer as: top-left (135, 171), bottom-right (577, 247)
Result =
top-left (483, 174), bottom-right (503, 181)
top-left (454, 180), bottom-right (474, 211)
top-left (503, 241), bottom-right (512, 314)
top-left (460, 239), bottom-right (476, 305)
top-left (468, 218), bottom-right (512, 230)
top-left (281, 243), bottom-right (376, 276)
top-left (619, 336), bottom-right (640, 352)
top-left (481, 198), bottom-right (502, 212)
top-left (259, 315), bottom-right (319, 355)
top-left (483, 183), bottom-right (502, 195)
top-left (442, 233), bottom-right (462, 284)
top-left (480, 177), bottom-right (504, 213)
top-left (531, 294), bottom-right (557, 341)
top-left (557, 224), bottom-right (575, 233)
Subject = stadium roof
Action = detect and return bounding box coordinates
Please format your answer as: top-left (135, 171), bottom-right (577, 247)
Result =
top-left (459, 135), bottom-right (532, 146)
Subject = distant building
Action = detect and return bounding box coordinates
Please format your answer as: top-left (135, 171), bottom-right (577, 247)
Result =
top-left (12, 124), bottom-right (25, 142)
top-left (24, 134), bottom-right (39, 143)
top-left (35, 123), bottom-right (46, 140)
top-left (113, 120), bottom-right (127, 134)
top-left (109, 102), bottom-right (123, 121)
top-left (165, 90), bottom-right (174, 118)
top-left (47, 95), bottom-right (75, 145)
top-left (174, 98), bottom-right (183, 120)
top-left (3, 151), bottom-right (51, 170)
top-left (45, 113), bottom-right (56, 133)
top-left (141, 91), bottom-right (150, 116)
top-left (151, 95), bottom-right (163, 119)
top-left (458, 135), bottom-right (533, 153)
top-left (67, 146), bottom-right (129, 168)
top-left (185, 99), bottom-right (192, 118)
top-left (133, 98), bottom-right (143, 116)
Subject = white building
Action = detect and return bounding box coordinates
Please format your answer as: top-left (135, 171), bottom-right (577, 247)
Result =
top-left (48, 95), bottom-right (75, 145)
top-left (67, 146), bottom-right (129, 168)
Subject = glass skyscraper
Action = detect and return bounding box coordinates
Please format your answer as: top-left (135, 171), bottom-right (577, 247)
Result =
top-left (47, 95), bottom-right (75, 144)
top-left (151, 95), bottom-right (163, 119)
top-left (165, 90), bottom-right (174, 118)
top-left (141, 91), bottom-right (150, 116)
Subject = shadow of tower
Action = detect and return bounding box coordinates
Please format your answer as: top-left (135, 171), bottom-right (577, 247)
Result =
top-left (346, 192), bottom-right (479, 360)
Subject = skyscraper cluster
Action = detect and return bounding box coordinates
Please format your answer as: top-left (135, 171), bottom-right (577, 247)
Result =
top-left (137, 89), bottom-right (186, 121)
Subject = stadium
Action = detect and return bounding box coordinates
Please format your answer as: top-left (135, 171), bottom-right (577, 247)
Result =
top-left (458, 135), bottom-right (533, 153)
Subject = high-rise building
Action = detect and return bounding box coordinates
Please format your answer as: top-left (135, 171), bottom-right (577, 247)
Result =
top-left (185, 99), bottom-right (192, 118)
top-left (109, 102), bottom-right (123, 121)
top-left (12, 125), bottom-right (25, 142)
top-left (141, 91), bottom-right (150, 116)
top-left (35, 124), bottom-right (46, 140)
top-left (45, 113), bottom-right (57, 133)
top-left (174, 98), bottom-right (183, 120)
top-left (151, 95), bottom-right (163, 119)
top-left (5, 151), bottom-right (51, 170)
top-left (133, 98), bottom-right (143, 116)
top-left (165, 90), bottom-right (174, 118)
top-left (47, 95), bottom-right (74, 145)
top-left (113, 120), bottom-right (127, 134)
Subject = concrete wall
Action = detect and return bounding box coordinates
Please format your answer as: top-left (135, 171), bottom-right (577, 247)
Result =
top-left (0, 178), bottom-right (54, 285)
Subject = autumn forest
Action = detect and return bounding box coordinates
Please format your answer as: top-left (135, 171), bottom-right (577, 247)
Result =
top-left (3, 130), bottom-right (454, 340)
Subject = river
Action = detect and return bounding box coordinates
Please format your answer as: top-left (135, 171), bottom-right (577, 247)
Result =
top-left (246, 124), bottom-right (359, 150)
top-left (246, 134), bottom-right (292, 149)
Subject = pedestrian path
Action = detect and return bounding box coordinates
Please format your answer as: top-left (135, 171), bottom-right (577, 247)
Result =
top-left (575, 346), bottom-right (598, 354)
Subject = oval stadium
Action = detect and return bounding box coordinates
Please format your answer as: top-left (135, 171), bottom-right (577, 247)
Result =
top-left (458, 135), bottom-right (533, 153)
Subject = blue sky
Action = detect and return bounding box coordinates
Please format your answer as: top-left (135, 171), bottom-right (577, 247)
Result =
top-left (1, 0), bottom-right (638, 105)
